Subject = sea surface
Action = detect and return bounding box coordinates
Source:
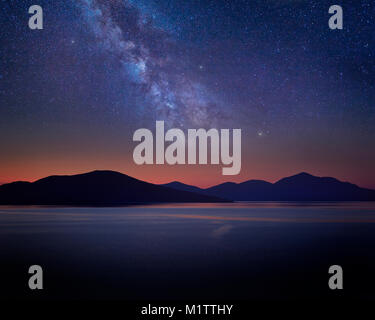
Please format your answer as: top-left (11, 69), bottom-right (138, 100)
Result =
top-left (1, 202), bottom-right (375, 300)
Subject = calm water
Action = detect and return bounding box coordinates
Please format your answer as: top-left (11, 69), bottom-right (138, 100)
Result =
top-left (1, 202), bottom-right (375, 300)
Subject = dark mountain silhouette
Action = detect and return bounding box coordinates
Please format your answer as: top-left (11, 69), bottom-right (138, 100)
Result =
top-left (163, 181), bottom-right (205, 195)
top-left (163, 172), bottom-right (375, 201)
top-left (0, 170), bottom-right (227, 205)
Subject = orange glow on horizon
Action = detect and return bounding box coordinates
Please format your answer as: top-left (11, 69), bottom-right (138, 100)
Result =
top-left (1, 157), bottom-right (375, 190)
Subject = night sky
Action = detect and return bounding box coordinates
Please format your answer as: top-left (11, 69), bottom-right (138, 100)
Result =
top-left (0, 0), bottom-right (374, 188)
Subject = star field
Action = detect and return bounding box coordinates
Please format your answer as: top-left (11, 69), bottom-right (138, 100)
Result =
top-left (0, 0), bottom-right (374, 188)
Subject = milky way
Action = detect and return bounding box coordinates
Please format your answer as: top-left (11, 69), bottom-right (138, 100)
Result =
top-left (0, 0), bottom-right (374, 187)
top-left (78, 0), bottom-right (227, 127)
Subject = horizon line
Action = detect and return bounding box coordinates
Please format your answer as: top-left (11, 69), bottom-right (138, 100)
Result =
top-left (1, 169), bottom-right (374, 191)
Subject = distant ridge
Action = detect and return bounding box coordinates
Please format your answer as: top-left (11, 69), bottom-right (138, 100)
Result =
top-left (1, 171), bottom-right (374, 205)
top-left (163, 172), bottom-right (375, 201)
top-left (0, 170), bottom-right (227, 205)
top-left (163, 181), bottom-right (205, 195)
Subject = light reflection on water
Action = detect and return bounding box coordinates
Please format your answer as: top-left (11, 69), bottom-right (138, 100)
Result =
top-left (0, 202), bottom-right (375, 224)
top-left (0, 202), bottom-right (374, 238)
top-left (1, 202), bottom-right (375, 299)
